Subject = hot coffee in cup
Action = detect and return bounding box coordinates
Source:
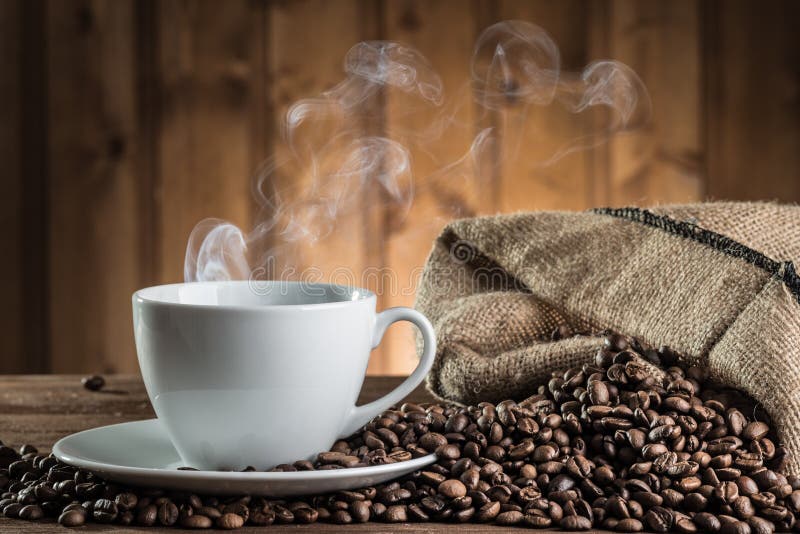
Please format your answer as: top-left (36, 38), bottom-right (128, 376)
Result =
top-left (132, 281), bottom-right (435, 471)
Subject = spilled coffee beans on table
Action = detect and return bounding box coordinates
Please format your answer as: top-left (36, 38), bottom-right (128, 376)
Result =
top-left (2, 334), bottom-right (799, 531)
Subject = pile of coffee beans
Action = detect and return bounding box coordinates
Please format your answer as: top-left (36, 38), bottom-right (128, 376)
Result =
top-left (3, 334), bottom-right (799, 531)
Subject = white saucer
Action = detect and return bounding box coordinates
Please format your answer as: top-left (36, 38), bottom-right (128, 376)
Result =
top-left (53, 419), bottom-right (436, 496)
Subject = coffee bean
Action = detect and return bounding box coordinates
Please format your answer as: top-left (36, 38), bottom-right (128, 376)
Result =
top-left (509, 439), bottom-right (535, 460)
top-left (589, 381), bottom-right (610, 406)
top-left (349, 500), bottom-right (370, 523)
top-left (437, 478), bottom-right (466, 499)
top-left (18, 504), bottom-right (43, 520)
top-left (330, 509), bottom-right (352, 524)
top-left (33, 484), bottom-right (56, 501)
top-left (644, 506), bottom-right (674, 532)
top-left (157, 501), bottom-right (178, 526)
top-left (115, 491), bottom-right (138, 511)
top-left (522, 510), bottom-right (552, 528)
top-left (561, 514), bottom-right (592, 530)
top-left (58, 509), bottom-right (86, 527)
top-left (747, 516), bottom-right (776, 534)
top-left (407, 503), bottom-right (429, 521)
top-left (617, 517), bottom-right (643, 532)
top-left (217, 512), bottom-right (244, 529)
top-left (532, 444), bottom-right (558, 462)
top-left (272, 504), bottom-right (294, 523)
top-left (695, 512), bottom-right (723, 532)
top-left (137, 503), bottom-right (157, 526)
top-left (476, 500), bottom-right (500, 522)
top-left (453, 505), bottom-right (475, 522)
top-left (81, 375), bottom-right (105, 391)
top-left (720, 520), bottom-right (753, 534)
top-left (294, 506), bottom-right (318, 524)
top-left (435, 443), bottom-right (460, 460)
top-left (419, 433), bottom-right (447, 451)
top-left (317, 451), bottom-right (345, 464)
top-left (181, 514), bottom-right (212, 528)
top-left (385, 505), bottom-right (407, 522)
top-left (222, 502), bottom-right (249, 520)
top-left (566, 455), bottom-right (592, 478)
top-left (676, 516), bottom-right (699, 533)
top-left (743, 422), bottom-right (770, 441)
top-left (496, 509), bottom-right (523, 525)
top-left (92, 498), bottom-right (117, 523)
top-left (716, 481), bottom-right (740, 504)
top-left (733, 495), bottom-right (756, 519)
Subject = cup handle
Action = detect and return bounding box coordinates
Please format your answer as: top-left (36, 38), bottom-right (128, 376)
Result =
top-left (338, 307), bottom-right (436, 438)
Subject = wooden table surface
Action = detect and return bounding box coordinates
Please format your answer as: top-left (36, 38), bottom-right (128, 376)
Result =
top-left (0, 375), bottom-right (557, 532)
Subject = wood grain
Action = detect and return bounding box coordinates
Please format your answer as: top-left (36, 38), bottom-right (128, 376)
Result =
top-left (20, 0), bottom-right (50, 374)
top-left (156, 0), bottom-right (260, 283)
top-left (47, 0), bottom-right (144, 374)
top-left (0, 0), bottom-right (24, 372)
top-left (2, 0), bottom-right (800, 378)
top-left (704, 0), bottom-right (800, 203)
top-left (598, 0), bottom-right (704, 206)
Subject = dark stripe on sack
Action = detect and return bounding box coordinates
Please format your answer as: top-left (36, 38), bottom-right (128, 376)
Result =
top-left (594, 207), bottom-right (800, 303)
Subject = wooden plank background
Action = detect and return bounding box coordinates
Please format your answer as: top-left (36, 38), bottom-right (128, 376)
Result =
top-left (1, 0), bottom-right (798, 376)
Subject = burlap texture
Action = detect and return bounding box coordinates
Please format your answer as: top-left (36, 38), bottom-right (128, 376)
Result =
top-left (415, 202), bottom-right (800, 474)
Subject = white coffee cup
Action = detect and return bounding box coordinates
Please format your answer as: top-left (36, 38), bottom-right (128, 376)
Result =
top-left (132, 281), bottom-right (436, 471)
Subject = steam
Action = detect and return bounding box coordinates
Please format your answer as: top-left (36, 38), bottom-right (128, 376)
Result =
top-left (185, 20), bottom-right (650, 283)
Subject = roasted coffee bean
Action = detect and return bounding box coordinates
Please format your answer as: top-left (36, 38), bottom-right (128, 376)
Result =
top-left (435, 443), bottom-right (460, 460)
top-left (743, 422), bottom-right (770, 441)
top-left (695, 512), bottom-right (723, 532)
top-left (18, 504), bottom-right (43, 520)
top-left (419, 432), bottom-right (447, 451)
top-left (293, 506), bottom-right (318, 524)
top-left (747, 516), bottom-right (776, 534)
top-left (81, 375), bottom-right (105, 391)
top-left (58, 509), bottom-right (86, 527)
top-left (617, 517), bottom-right (644, 532)
top-left (645, 506), bottom-right (674, 532)
top-left (496, 510), bottom-right (523, 525)
top-left (676, 516), bottom-right (699, 533)
top-left (475, 500), bottom-right (500, 522)
top-left (385, 504), bottom-right (407, 522)
top-left (157, 501), bottom-right (178, 526)
top-left (136, 503), bottom-right (158, 526)
top-left (438, 479), bottom-right (467, 498)
top-left (561, 514), bottom-right (592, 530)
top-left (716, 481), bottom-right (740, 504)
top-left (733, 495), bottom-right (756, 519)
top-left (720, 520), bottom-right (753, 534)
top-left (348, 500), bottom-right (369, 523)
top-left (523, 511), bottom-right (552, 528)
top-left (181, 514), bottom-right (212, 528)
top-left (115, 491), bottom-right (138, 511)
top-left (216, 512), bottom-right (244, 529)
top-left (566, 455), bottom-right (593, 478)
top-left (93, 498), bottom-right (117, 523)
top-left (330, 509), bottom-right (352, 524)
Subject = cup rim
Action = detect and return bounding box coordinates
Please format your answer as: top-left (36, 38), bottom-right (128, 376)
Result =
top-left (133, 280), bottom-right (376, 311)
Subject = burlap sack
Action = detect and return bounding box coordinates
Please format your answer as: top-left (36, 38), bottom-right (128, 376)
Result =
top-left (415, 202), bottom-right (800, 474)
